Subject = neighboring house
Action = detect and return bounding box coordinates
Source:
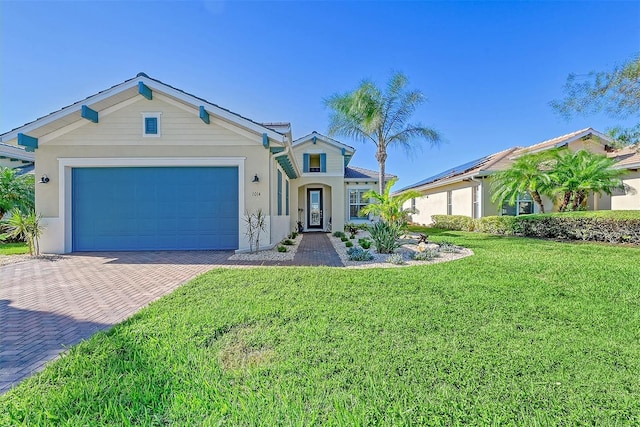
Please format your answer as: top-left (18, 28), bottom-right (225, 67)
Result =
top-left (398, 128), bottom-right (639, 225)
top-left (609, 143), bottom-right (640, 210)
top-left (0, 142), bottom-right (34, 172)
top-left (0, 73), bottom-right (389, 253)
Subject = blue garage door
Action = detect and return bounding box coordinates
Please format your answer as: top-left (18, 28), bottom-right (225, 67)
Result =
top-left (72, 167), bottom-right (238, 251)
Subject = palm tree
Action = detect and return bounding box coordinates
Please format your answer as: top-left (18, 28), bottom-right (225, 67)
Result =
top-left (0, 167), bottom-right (35, 218)
top-left (490, 151), bottom-right (556, 213)
top-left (360, 177), bottom-right (421, 226)
top-left (551, 150), bottom-right (626, 211)
top-left (326, 72), bottom-right (441, 193)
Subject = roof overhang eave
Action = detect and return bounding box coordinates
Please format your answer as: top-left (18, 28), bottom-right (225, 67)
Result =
top-left (1, 75), bottom-right (285, 144)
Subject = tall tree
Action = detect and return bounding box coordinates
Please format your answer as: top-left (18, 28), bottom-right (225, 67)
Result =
top-left (490, 151), bottom-right (556, 213)
top-left (0, 167), bottom-right (35, 218)
top-left (551, 150), bottom-right (626, 211)
top-left (326, 72), bottom-right (441, 193)
top-left (551, 54), bottom-right (640, 146)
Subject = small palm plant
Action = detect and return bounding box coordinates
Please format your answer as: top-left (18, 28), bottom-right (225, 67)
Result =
top-left (1, 209), bottom-right (44, 256)
top-left (360, 177), bottom-right (421, 227)
top-left (551, 150), bottom-right (626, 211)
top-left (490, 150), bottom-right (556, 214)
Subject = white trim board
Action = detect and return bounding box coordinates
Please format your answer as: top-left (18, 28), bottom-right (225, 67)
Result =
top-left (57, 157), bottom-right (246, 253)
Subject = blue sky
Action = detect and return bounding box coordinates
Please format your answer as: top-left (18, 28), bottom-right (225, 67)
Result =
top-left (1, 1), bottom-right (638, 188)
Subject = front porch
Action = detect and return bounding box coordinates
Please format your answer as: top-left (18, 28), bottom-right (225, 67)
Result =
top-left (294, 181), bottom-right (344, 233)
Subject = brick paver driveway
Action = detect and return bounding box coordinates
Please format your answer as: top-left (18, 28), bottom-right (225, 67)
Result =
top-left (0, 251), bottom-right (241, 394)
top-left (0, 233), bottom-right (342, 394)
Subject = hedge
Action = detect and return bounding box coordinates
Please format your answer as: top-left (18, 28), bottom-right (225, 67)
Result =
top-left (514, 212), bottom-right (640, 244)
top-left (431, 215), bottom-right (474, 231)
top-left (431, 211), bottom-right (640, 244)
top-left (474, 216), bottom-right (517, 235)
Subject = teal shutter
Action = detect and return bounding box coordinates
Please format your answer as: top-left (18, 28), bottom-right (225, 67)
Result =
top-left (303, 154), bottom-right (309, 173)
top-left (277, 170), bottom-right (282, 216)
top-left (320, 153), bottom-right (327, 172)
top-left (285, 180), bottom-right (290, 215)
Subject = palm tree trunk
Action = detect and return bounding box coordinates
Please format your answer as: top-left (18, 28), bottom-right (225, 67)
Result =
top-left (531, 190), bottom-right (545, 213)
top-left (376, 148), bottom-right (387, 194)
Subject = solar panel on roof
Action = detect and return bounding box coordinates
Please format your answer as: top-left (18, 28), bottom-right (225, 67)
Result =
top-left (398, 155), bottom-right (491, 191)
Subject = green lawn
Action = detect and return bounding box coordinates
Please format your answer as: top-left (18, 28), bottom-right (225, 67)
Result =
top-left (0, 242), bottom-right (29, 255)
top-left (1, 230), bottom-right (639, 425)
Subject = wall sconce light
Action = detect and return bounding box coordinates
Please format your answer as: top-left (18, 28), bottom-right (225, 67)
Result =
top-left (252, 174), bottom-right (260, 183)
top-left (39, 175), bottom-right (50, 184)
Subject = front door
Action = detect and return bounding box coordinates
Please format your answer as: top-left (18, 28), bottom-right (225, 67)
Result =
top-left (307, 189), bottom-right (323, 229)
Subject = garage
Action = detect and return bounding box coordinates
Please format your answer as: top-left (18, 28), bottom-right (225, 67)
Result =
top-left (72, 166), bottom-right (238, 251)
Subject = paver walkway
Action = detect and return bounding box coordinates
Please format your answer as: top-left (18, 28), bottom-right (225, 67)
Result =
top-left (0, 233), bottom-right (342, 394)
top-left (286, 232), bottom-right (343, 266)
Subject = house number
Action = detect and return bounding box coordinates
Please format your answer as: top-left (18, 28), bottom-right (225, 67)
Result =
top-left (252, 191), bottom-right (261, 197)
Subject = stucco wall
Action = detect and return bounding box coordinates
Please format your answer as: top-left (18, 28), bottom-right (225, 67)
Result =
top-left (407, 181), bottom-right (479, 225)
top-left (34, 96), bottom-right (276, 253)
top-left (612, 171), bottom-right (640, 210)
top-left (294, 176), bottom-right (344, 232)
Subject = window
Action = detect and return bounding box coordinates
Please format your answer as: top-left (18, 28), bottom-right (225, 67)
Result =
top-left (142, 112), bottom-right (162, 137)
top-left (285, 180), bottom-right (290, 216)
top-left (447, 191), bottom-right (452, 215)
top-left (277, 170), bottom-right (282, 216)
top-left (411, 198), bottom-right (416, 212)
top-left (501, 192), bottom-right (534, 216)
top-left (349, 189), bottom-right (369, 220)
top-left (309, 154), bottom-right (321, 172)
top-left (303, 153), bottom-right (326, 173)
top-left (472, 185), bottom-right (481, 219)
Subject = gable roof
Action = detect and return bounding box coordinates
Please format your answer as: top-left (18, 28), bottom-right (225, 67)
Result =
top-left (396, 147), bottom-right (518, 192)
top-left (609, 144), bottom-right (640, 169)
top-left (396, 127), bottom-right (622, 193)
top-left (293, 131), bottom-right (355, 152)
top-left (510, 127), bottom-right (612, 157)
top-left (0, 72), bottom-right (287, 145)
top-left (344, 166), bottom-right (396, 181)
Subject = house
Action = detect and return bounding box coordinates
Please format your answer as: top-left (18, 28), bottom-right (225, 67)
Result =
top-left (609, 143), bottom-right (640, 210)
top-left (0, 142), bottom-right (34, 172)
top-left (0, 73), bottom-right (387, 254)
top-left (398, 128), bottom-right (639, 224)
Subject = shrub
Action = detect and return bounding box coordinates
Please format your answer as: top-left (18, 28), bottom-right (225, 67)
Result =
top-left (431, 215), bottom-right (474, 231)
top-left (386, 253), bottom-right (405, 265)
top-left (368, 221), bottom-right (402, 254)
top-left (277, 246), bottom-right (287, 253)
top-left (412, 249), bottom-right (439, 261)
top-left (438, 241), bottom-right (462, 253)
top-left (282, 239), bottom-right (294, 246)
top-left (358, 238), bottom-right (372, 249)
top-left (347, 247), bottom-right (374, 261)
top-left (345, 223), bottom-right (361, 238)
top-left (340, 236), bottom-right (348, 242)
top-left (345, 241), bottom-right (353, 248)
top-left (474, 216), bottom-right (517, 235)
top-left (333, 231), bottom-right (346, 239)
top-left (288, 231), bottom-right (298, 239)
top-left (513, 211), bottom-right (640, 243)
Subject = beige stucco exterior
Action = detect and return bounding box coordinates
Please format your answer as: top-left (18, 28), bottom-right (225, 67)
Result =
top-left (1, 75), bottom-right (388, 253)
top-left (9, 86), bottom-right (293, 253)
top-left (290, 134), bottom-right (359, 234)
top-left (612, 170), bottom-right (640, 210)
top-left (402, 131), bottom-right (637, 225)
